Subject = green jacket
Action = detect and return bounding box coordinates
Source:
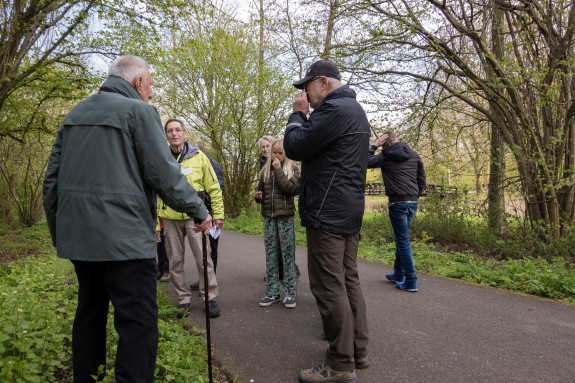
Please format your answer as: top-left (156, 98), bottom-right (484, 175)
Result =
top-left (157, 142), bottom-right (224, 225)
top-left (43, 76), bottom-right (208, 261)
top-left (256, 163), bottom-right (300, 217)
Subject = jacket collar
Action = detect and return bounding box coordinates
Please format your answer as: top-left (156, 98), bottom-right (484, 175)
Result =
top-left (99, 75), bottom-right (144, 101)
top-left (324, 85), bottom-right (356, 102)
top-left (382, 142), bottom-right (411, 162)
top-left (171, 141), bottom-right (200, 162)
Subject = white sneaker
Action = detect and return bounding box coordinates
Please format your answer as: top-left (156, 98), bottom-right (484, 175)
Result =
top-left (259, 295), bottom-right (280, 307)
top-left (283, 296), bottom-right (296, 308)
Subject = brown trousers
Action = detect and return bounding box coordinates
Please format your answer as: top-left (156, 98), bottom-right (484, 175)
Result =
top-left (306, 228), bottom-right (369, 371)
top-left (163, 219), bottom-right (219, 304)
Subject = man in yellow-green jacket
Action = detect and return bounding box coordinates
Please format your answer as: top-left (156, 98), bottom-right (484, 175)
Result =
top-left (157, 118), bottom-right (224, 318)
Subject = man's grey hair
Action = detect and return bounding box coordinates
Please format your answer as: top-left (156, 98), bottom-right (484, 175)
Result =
top-left (327, 77), bottom-right (342, 89)
top-left (164, 118), bottom-right (188, 133)
top-left (258, 135), bottom-right (275, 147)
top-left (108, 55), bottom-right (150, 83)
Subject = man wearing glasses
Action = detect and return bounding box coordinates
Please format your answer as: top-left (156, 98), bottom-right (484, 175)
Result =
top-left (284, 60), bottom-right (371, 383)
top-left (157, 118), bottom-right (224, 319)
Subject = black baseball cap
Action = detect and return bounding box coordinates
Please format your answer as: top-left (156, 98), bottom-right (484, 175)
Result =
top-left (293, 60), bottom-right (342, 89)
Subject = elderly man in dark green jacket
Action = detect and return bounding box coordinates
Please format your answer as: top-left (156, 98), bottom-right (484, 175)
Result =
top-left (43, 55), bottom-right (211, 383)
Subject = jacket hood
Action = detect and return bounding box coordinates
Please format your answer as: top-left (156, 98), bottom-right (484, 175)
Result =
top-left (177, 142), bottom-right (200, 161)
top-left (382, 142), bottom-right (411, 162)
top-left (99, 75), bottom-right (144, 101)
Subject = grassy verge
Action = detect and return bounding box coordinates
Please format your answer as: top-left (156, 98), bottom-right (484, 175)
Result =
top-left (0, 222), bottom-right (231, 382)
top-left (226, 205), bottom-right (575, 304)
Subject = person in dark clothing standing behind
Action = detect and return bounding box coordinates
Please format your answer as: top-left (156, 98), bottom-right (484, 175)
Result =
top-left (284, 59), bottom-right (370, 383)
top-left (202, 146), bottom-right (225, 273)
top-left (190, 145), bottom-right (225, 291)
top-left (258, 135), bottom-right (275, 171)
top-left (367, 131), bottom-right (426, 292)
top-left (156, 218), bottom-right (170, 282)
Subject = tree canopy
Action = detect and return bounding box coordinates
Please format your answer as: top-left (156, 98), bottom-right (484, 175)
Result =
top-left (3, 0), bottom-right (575, 238)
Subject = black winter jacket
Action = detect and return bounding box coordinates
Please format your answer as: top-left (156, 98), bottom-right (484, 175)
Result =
top-left (284, 85), bottom-right (371, 235)
top-left (205, 152), bottom-right (225, 194)
top-left (259, 155), bottom-right (267, 170)
top-left (367, 142), bottom-right (426, 202)
top-left (256, 163), bottom-right (300, 218)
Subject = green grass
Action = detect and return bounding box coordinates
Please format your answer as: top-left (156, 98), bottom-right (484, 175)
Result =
top-left (226, 204), bottom-right (575, 304)
top-left (2, 200), bottom-right (574, 381)
top-left (0, 222), bottom-right (225, 382)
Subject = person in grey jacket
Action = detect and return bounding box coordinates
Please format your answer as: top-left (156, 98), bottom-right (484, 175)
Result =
top-left (43, 55), bottom-right (211, 383)
top-left (284, 59), bottom-right (370, 383)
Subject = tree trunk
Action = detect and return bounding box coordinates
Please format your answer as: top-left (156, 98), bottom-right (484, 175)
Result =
top-left (487, 2), bottom-right (506, 235)
top-left (321, 0), bottom-right (339, 60)
top-left (255, 0), bottom-right (266, 137)
top-left (487, 123), bottom-right (506, 234)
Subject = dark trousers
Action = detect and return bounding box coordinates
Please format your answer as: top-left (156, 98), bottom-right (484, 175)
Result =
top-left (71, 259), bottom-right (159, 383)
top-left (157, 228), bottom-right (169, 274)
top-left (306, 228), bottom-right (369, 372)
top-left (209, 233), bottom-right (219, 273)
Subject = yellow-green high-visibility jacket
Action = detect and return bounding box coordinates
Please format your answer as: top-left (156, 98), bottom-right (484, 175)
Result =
top-left (157, 142), bottom-right (224, 228)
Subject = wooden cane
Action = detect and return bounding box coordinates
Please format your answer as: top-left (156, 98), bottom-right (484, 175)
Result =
top-left (202, 231), bottom-right (213, 383)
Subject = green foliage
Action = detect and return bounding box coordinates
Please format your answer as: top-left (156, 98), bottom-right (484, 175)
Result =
top-left (341, 1), bottom-right (575, 237)
top-left (0, 255), bottom-right (76, 381)
top-left (225, 206), bottom-right (307, 247)
top-left (0, 222), bottom-right (220, 382)
top-left (0, 132), bottom-right (54, 226)
top-left (155, 311), bottom-right (210, 382)
top-left (224, 208), bottom-right (264, 237)
top-left (0, 1), bottom-right (94, 139)
top-left (148, 3), bottom-right (293, 217)
top-left (97, 293), bottom-right (211, 382)
top-left (0, 63), bottom-right (97, 226)
top-left (226, 199), bottom-right (575, 304)
top-left (414, 191), bottom-right (496, 247)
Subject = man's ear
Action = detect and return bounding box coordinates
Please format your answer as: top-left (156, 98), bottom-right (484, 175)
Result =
top-left (132, 75), bottom-right (143, 91)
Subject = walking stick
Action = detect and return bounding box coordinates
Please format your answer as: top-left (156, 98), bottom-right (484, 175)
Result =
top-left (201, 230), bottom-right (213, 383)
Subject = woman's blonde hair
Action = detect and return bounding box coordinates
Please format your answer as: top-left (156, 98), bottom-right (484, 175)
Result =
top-left (259, 139), bottom-right (295, 182)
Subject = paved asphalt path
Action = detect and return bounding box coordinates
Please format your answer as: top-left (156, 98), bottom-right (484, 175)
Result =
top-left (162, 230), bottom-right (575, 383)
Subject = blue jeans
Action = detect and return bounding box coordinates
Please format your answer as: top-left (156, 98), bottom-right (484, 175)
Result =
top-left (388, 202), bottom-right (418, 285)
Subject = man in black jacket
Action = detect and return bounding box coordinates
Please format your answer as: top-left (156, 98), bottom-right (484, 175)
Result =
top-left (368, 131), bottom-right (426, 292)
top-left (284, 60), bottom-right (370, 383)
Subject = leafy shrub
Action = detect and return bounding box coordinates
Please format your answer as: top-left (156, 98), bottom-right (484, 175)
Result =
top-left (0, 255), bottom-right (76, 382)
top-left (0, 222), bottom-right (221, 382)
top-left (414, 190), bottom-right (494, 246)
top-left (224, 209), bottom-right (264, 237)
top-left (226, 206), bottom-right (575, 304)
top-left (225, 207), bottom-right (307, 247)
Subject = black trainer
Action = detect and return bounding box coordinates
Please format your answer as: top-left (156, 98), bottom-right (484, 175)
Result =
top-left (208, 300), bottom-right (220, 318)
top-left (355, 357), bottom-right (369, 369)
top-left (176, 303), bottom-right (190, 319)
